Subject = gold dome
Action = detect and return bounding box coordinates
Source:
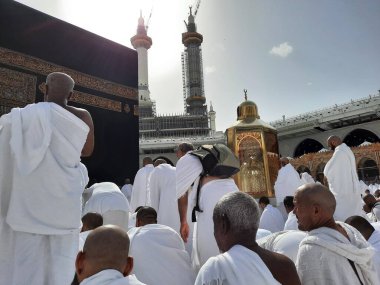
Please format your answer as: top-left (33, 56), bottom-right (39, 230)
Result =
top-left (237, 100), bottom-right (260, 120)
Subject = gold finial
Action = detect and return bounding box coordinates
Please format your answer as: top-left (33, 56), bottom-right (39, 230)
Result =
top-left (244, 89), bottom-right (248, 101)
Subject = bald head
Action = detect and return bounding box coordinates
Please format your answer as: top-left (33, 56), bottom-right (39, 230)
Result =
top-left (345, 215), bottom-right (374, 240)
top-left (81, 212), bottom-right (103, 232)
top-left (45, 72), bottom-right (74, 104)
top-left (327, 136), bottom-right (342, 151)
top-left (142, 157), bottom-right (153, 166)
top-left (294, 183), bottom-right (336, 231)
top-left (76, 225), bottom-right (132, 282)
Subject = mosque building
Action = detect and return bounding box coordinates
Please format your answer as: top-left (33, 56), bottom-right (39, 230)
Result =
top-left (131, 8), bottom-right (224, 165)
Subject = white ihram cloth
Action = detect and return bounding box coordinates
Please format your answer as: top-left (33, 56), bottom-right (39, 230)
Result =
top-left (81, 269), bottom-right (146, 285)
top-left (0, 102), bottom-right (89, 285)
top-left (149, 164), bottom-right (180, 233)
top-left (79, 230), bottom-right (92, 251)
top-left (193, 178), bottom-right (239, 270)
top-left (368, 230), bottom-right (380, 282)
top-left (296, 222), bottom-right (379, 285)
top-left (258, 230), bottom-right (307, 263)
top-left (324, 143), bottom-right (363, 221)
top-left (259, 205), bottom-right (285, 233)
top-left (121, 183), bottom-right (133, 202)
top-left (301, 172), bottom-right (315, 184)
top-left (83, 182), bottom-right (130, 230)
top-left (284, 210), bottom-right (298, 230)
top-left (128, 224), bottom-right (195, 285)
top-left (176, 152), bottom-right (203, 255)
top-left (130, 164), bottom-right (154, 212)
top-left (195, 244), bottom-right (280, 285)
top-left (274, 164), bottom-right (302, 204)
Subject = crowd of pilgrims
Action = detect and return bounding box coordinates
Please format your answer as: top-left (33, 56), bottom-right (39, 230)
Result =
top-left (1, 72), bottom-right (380, 285)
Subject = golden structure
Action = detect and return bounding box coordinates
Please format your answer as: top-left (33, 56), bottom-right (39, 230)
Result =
top-left (226, 91), bottom-right (280, 197)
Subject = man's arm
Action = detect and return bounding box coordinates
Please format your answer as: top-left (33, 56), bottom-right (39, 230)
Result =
top-left (178, 192), bottom-right (189, 242)
top-left (79, 110), bottom-right (94, 157)
top-left (66, 106), bottom-right (94, 157)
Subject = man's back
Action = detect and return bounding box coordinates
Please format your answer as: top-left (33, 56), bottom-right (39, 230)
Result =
top-left (149, 164), bottom-right (180, 232)
top-left (130, 165), bottom-right (154, 212)
top-left (296, 222), bottom-right (378, 285)
top-left (259, 205), bottom-right (285, 233)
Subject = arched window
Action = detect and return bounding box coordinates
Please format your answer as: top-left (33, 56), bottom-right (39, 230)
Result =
top-left (294, 139), bottom-right (324, 157)
top-left (343, 129), bottom-right (380, 147)
top-left (357, 157), bottom-right (379, 183)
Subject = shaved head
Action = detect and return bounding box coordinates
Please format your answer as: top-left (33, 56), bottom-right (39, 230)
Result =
top-left (345, 215), bottom-right (374, 240)
top-left (280, 157), bottom-right (289, 167)
top-left (294, 183), bottom-right (336, 231)
top-left (45, 72), bottom-right (74, 103)
top-left (76, 225), bottom-right (132, 282)
top-left (142, 156), bottom-right (153, 166)
top-left (327, 136), bottom-right (342, 150)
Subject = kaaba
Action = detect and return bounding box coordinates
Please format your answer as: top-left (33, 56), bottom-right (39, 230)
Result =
top-left (0, 0), bottom-right (139, 186)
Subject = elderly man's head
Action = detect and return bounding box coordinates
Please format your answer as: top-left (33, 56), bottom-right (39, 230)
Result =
top-left (176, 142), bottom-right (194, 158)
top-left (327, 136), bottom-right (342, 151)
top-left (213, 192), bottom-right (260, 253)
top-left (75, 225), bottom-right (133, 283)
top-left (293, 183), bottom-right (336, 231)
top-left (45, 72), bottom-right (74, 104)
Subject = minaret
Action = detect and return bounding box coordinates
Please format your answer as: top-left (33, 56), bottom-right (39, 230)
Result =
top-left (209, 101), bottom-right (216, 135)
top-left (182, 7), bottom-right (206, 116)
top-left (131, 12), bottom-right (154, 117)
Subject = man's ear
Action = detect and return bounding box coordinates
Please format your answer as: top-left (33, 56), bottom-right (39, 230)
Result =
top-left (221, 215), bottom-right (230, 234)
top-left (123, 256), bottom-right (134, 277)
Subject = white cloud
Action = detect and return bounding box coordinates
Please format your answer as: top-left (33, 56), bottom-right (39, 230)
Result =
top-left (269, 42), bottom-right (293, 58)
top-left (307, 82), bottom-right (313, 86)
top-left (205, 66), bottom-right (216, 74)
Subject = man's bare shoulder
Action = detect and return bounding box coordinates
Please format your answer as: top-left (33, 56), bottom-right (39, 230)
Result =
top-left (65, 105), bottom-right (92, 120)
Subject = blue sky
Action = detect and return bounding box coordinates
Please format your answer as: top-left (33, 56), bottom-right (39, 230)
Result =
top-left (17, 0), bottom-right (380, 131)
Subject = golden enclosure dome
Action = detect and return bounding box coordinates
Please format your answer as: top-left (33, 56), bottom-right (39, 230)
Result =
top-left (237, 100), bottom-right (260, 120)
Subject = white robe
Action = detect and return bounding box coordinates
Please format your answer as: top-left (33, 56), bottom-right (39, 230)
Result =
top-left (195, 244), bottom-right (280, 285)
top-left (300, 172), bottom-right (315, 184)
top-left (259, 205), bottom-right (285, 233)
top-left (368, 230), bottom-right (380, 282)
top-left (193, 178), bottom-right (239, 270)
top-left (274, 164), bottom-right (302, 204)
top-left (284, 210), bottom-right (298, 231)
top-left (296, 222), bottom-right (379, 285)
top-left (175, 152), bottom-right (203, 256)
top-left (81, 270), bottom-right (145, 285)
top-left (130, 164), bottom-right (154, 212)
top-left (0, 102), bottom-right (89, 285)
top-left (257, 230), bottom-right (307, 263)
top-left (121, 183), bottom-right (133, 202)
top-left (324, 143), bottom-right (363, 221)
top-left (128, 224), bottom-right (195, 285)
top-left (149, 164), bottom-right (180, 233)
top-left (83, 182), bottom-right (130, 230)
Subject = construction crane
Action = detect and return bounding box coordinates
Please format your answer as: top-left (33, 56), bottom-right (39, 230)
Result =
top-left (145, 7), bottom-right (153, 32)
top-left (193, 0), bottom-right (201, 18)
